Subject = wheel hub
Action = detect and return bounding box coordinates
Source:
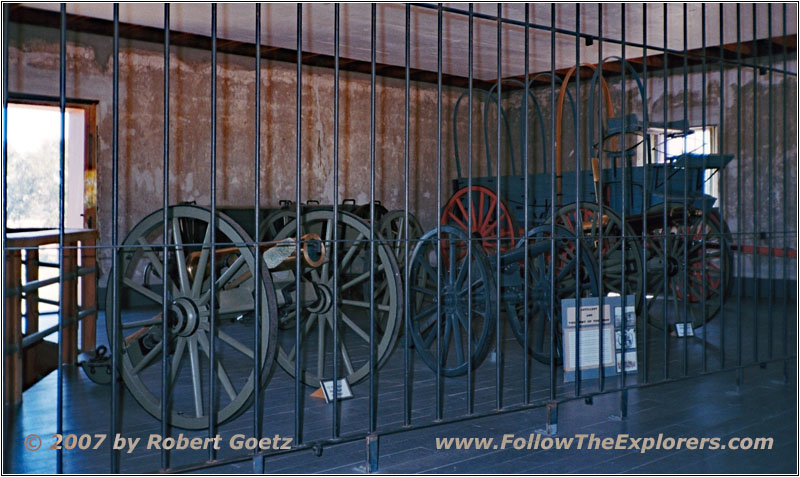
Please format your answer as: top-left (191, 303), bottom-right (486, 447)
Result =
top-left (667, 256), bottom-right (680, 277)
top-left (168, 297), bottom-right (201, 337)
top-left (308, 282), bottom-right (333, 314)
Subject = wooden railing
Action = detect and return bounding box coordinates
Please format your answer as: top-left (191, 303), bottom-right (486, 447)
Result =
top-left (4, 229), bottom-right (98, 405)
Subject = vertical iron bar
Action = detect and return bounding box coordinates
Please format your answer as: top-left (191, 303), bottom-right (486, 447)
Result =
top-left (662, 2), bottom-right (669, 381)
top-left (208, 4), bottom-right (218, 456)
top-left (57, 4), bottom-right (66, 472)
top-left (294, 3), bottom-right (303, 445)
top-left (368, 2), bottom-right (377, 434)
top-left (253, 2), bottom-right (262, 442)
top-left (466, 2), bottom-right (474, 416)
top-left (332, 3), bottom-right (340, 437)
top-left (620, 3), bottom-right (628, 390)
top-left (160, 3), bottom-right (171, 470)
top-left (718, 2), bottom-right (726, 370)
top-left (736, 4), bottom-right (743, 386)
top-left (110, 4), bottom-right (121, 472)
top-left (403, 2), bottom-right (411, 427)
top-left (549, 3), bottom-right (556, 403)
top-left (495, 2), bottom-right (502, 410)
top-left (522, 3), bottom-right (530, 405)
top-left (574, 2), bottom-right (581, 397)
top-left (781, 3), bottom-right (788, 380)
top-left (294, 2), bottom-right (303, 444)
top-left (597, 2), bottom-right (605, 394)
top-left (751, 4), bottom-right (759, 365)
top-left (640, 2), bottom-right (648, 384)
top-left (681, 3), bottom-right (688, 378)
top-left (767, 4), bottom-right (774, 361)
top-left (435, 2), bottom-right (443, 422)
top-left (700, 3), bottom-right (708, 374)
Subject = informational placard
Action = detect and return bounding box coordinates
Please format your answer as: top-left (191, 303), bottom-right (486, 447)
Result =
top-left (320, 378), bottom-right (354, 403)
top-left (614, 301), bottom-right (638, 374)
top-left (674, 322), bottom-right (694, 337)
top-left (561, 297), bottom-right (615, 383)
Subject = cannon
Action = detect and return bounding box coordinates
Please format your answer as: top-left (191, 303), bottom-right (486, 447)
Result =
top-left (108, 203), bottom-right (404, 428)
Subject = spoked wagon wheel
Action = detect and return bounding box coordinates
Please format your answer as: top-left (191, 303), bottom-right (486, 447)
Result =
top-left (107, 205), bottom-right (278, 429)
top-left (261, 209), bottom-right (297, 243)
top-left (503, 225), bottom-right (600, 365)
top-left (272, 210), bottom-right (402, 386)
top-left (553, 202), bottom-right (644, 314)
top-left (644, 204), bottom-right (732, 330)
top-left (441, 185), bottom-right (516, 257)
top-left (407, 225), bottom-right (497, 376)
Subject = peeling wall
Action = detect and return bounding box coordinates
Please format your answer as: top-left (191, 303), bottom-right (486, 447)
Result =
top-left (8, 23), bottom-right (487, 279)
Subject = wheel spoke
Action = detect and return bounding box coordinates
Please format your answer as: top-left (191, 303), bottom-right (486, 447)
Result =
top-left (197, 332), bottom-right (237, 402)
top-left (172, 218), bottom-right (191, 294)
top-left (169, 337), bottom-right (186, 387)
top-left (340, 299), bottom-right (392, 312)
top-left (218, 330), bottom-right (254, 359)
top-left (123, 277), bottom-right (165, 305)
top-left (340, 311), bottom-right (371, 343)
top-left (317, 314), bottom-right (327, 378)
top-left (340, 264), bottom-right (387, 291)
top-left (339, 339), bottom-right (356, 375)
top-left (188, 337), bottom-right (204, 418)
top-left (122, 315), bottom-right (163, 329)
top-left (340, 232), bottom-right (367, 271)
top-left (129, 340), bottom-right (163, 375)
top-left (190, 223), bottom-right (214, 298)
top-left (198, 254), bottom-right (247, 305)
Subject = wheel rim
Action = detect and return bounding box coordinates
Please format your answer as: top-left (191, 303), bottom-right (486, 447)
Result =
top-left (504, 225), bottom-right (600, 365)
top-left (553, 202), bottom-right (644, 315)
top-left (644, 205), bottom-right (731, 330)
top-left (441, 185), bottom-right (516, 257)
top-left (272, 210), bottom-right (402, 386)
top-left (408, 225), bottom-right (497, 376)
top-left (106, 205), bottom-right (277, 429)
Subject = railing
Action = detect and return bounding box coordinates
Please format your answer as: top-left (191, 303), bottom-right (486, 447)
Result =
top-left (3, 228), bottom-right (98, 405)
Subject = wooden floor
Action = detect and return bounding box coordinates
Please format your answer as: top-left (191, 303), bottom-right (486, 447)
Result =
top-left (4, 297), bottom-right (796, 474)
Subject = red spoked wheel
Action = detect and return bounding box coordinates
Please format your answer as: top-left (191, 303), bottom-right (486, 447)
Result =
top-left (440, 185), bottom-right (517, 258)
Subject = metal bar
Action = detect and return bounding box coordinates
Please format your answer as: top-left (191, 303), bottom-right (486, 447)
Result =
top-left (208, 3), bottom-right (218, 457)
top-left (57, 4), bottom-right (66, 472)
top-left (719, 2), bottom-right (726, 371)
top-left (767, 4), bottom-right (773, 362)
top-left (402, 2), bottom-right (411, 427)
top-left (253, 2), bottom-right (262, 443)
top-left (662, 2), bottom-right (669, 382)
top-left (736, 3), bottom-right (743, 388)
top-left (597, 2), bottom-right (605, 393)
top-left (110, 3), bottom-right (121, 472)
top-left (368, 2), bottom-right (377, 434)
top-left (466, 2), bottom-right (474, 417)
top-left (751, 4), bottom-right (759, 365)
top-left (782, 3), bottom-right (789, 382)
top-left (435, 2), bottom-right (443, 422)
top-left (1, 16), bottom-right (7, 469)
top-left (573, 2), bottom-right (581, 397)
top-left (294, 2), bottom-right (303, 444)
top-left (549, 2), bottom-right (556, 403)
top-left (620, 2), bottom-right (627, 390)
top-left (160, 4), bottom-right (171, 470)
top-left (681, 2), bottom-right (688, 378)
top-left (700, 3), bottom-right (708, 374)
top-left (495, 2), bottom-right (502, 410)
top-left (640, 2), bottom-right (648, 384)
top-left (521, 2), bottom-right (530, 406)
top-left (332, 3), bottom-right (340, 437)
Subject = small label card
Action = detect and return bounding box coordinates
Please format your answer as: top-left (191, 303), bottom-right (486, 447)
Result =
top-left (674, 322), bottom-right (694, 337)
top-left (320, 378), bottom-right (354, 403)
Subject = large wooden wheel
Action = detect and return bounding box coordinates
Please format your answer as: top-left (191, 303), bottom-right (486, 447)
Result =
top-left (107, 205), bottom-right (277, 429)
top-left (441, 185), bottom-right (516, 257)
top-left (272, 210), bottom-right (402, 386)
top-left (407, 225), bottom-right (497, 376)
top-left (553, 202), bottom-right (644, 315)
top-left (644, 204), bottom-right (732, 330)
top-left (503, 225), bottom-right (600, 365)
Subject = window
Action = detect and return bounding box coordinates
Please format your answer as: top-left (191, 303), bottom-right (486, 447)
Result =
top-left (652, 126), bottom-right (720, 200)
